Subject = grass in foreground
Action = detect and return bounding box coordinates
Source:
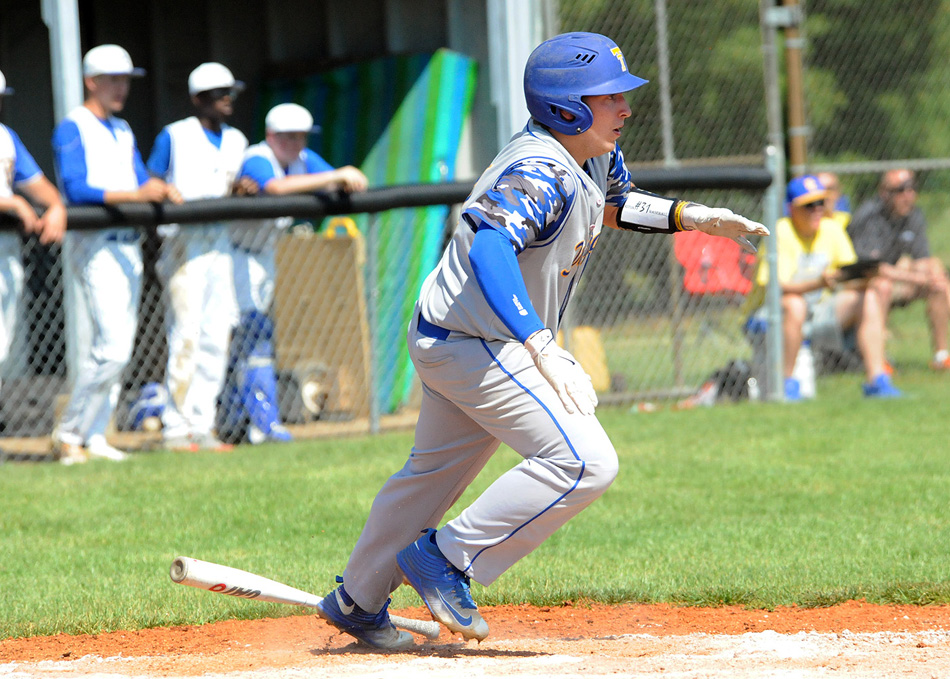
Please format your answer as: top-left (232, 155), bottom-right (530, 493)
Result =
top-left (1, 358), bottom-right (948, 639)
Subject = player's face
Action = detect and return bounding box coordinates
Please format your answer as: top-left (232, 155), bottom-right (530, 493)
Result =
top-left (88, 74), bottom-right (131, 113)
top-left (194, 89), bottom-right (235, 121)
top-left (268, 131), bottom-right (309, 166)
top-left (578, 93), bottom-right (631, 158)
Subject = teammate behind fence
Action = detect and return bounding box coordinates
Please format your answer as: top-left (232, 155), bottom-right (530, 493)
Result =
top-left (51, 45), bottom-right (181, 464)
top-left (314, 32), bottom-right (768, 649)
top-left (0, 69), bottom-right (68, 445)
top-left (217, 103), bottom-right (368, 444)
top-left (147, 63), bottom-right (254, 453)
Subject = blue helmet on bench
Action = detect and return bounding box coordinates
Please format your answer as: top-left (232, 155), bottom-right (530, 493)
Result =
top-left (523, 32), bottom-right (648, 135)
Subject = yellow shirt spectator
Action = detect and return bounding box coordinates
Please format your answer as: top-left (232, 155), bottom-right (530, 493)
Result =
top-left (745, 214), bottom-right (857, 314)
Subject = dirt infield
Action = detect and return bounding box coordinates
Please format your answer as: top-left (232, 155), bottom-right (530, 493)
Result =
top-left (3, 601), bottom-right (950, 678)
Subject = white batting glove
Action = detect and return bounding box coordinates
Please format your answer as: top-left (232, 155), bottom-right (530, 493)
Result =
top-left (524, 329), bottom-right (598, 416)
top-left (681, 204), bottom-right (770, 254)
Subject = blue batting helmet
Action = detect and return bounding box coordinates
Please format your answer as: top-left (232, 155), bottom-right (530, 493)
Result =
top-left (524, 32), bottom-right (648, 135)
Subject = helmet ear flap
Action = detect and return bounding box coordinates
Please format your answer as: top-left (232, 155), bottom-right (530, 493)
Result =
top-left (547, 95), bottom-right (593, 135)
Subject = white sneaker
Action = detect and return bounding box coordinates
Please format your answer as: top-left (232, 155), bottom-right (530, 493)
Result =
top-left (86, 436), bottom-right (129, 462)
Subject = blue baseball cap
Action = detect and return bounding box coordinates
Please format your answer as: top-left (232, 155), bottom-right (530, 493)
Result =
top-left (786, 175), bottom-right (828, 206)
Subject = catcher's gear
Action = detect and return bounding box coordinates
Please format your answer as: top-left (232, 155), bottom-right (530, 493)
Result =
top-left (681, 204), bottom-right (769, 254)
top-left (524, 32), bottom-right (648, 135)
top-left (524, 328), bottom-right (598, 416)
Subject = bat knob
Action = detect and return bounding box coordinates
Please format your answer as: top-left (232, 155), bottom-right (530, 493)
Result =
top-left (169, 556), bottom-right (189, 583)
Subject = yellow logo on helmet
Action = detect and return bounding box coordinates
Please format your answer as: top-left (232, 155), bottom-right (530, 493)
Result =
top-left (611, 47), bottom-right (628, 73)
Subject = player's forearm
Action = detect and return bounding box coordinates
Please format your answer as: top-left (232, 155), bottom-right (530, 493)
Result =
top-left (22, 176), bottom-right (65, 210)
top-left (614, 188), bottom-right (690, 234)
top-left (0, 196), bottom-right (25, 214)
top-left (264, 173), bottom-right (340, 195)
top-left (102, 190), bottom-right (144, 204)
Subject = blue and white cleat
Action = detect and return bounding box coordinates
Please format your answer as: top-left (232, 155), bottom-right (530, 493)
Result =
top-left (396, 528), bottom-right (489, 641)
top-left (316, 579), bottom-right (415, 650)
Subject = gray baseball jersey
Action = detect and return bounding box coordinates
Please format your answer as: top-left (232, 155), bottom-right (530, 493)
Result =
top-left (419, 119), bottom-right (630, 340)
top-left (341, 121), bottom-right (629, 613)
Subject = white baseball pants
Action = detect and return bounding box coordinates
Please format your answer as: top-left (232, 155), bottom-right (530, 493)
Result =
top-left (343, 315), bottom-right (618, 613)
top-left (158, 226), bottom-right (237, 439)
top-left (58, 229), bottom-right (141, 444)
top-left (0, 235), bottom-right (24, 382)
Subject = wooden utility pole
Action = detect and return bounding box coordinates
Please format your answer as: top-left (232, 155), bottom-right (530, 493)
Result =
top-left (783, 0), bottom-right (808, 175)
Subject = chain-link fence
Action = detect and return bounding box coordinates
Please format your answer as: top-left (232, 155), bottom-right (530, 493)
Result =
top-left (800, 1), bottom-right (950, 392)
top-left (558, 0), bottom-right (771, 407)
top-left (559, 0), bottom-right (950, 405)
top-left (4, 0), bottom-right (950, 461)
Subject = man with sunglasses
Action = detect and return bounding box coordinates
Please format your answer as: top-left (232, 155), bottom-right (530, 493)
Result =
top-left (746, 175), bottom-right (900, 400)
top-left (849, 169), bottom-right (950, 371)
top-left (147, 62), bottom-right (254, 452)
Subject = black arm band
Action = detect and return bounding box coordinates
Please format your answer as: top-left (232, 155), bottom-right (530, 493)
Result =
top-left (617, 188), bottom-right (690, 234)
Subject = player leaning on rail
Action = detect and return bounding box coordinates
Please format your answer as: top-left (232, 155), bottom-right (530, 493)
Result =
top-left (313, 32), bottom-right (769, 649)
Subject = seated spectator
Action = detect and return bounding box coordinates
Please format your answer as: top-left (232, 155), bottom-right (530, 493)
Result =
top-left (816, 171), bottom-right (851, 230)
top-left (745, 175), bottom-right (900, 400)
top-left (848, 169), bottom-right (950, 371)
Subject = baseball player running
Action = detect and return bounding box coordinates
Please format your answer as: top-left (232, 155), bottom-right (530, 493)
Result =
top-left (0, 69), bottom-right (68, 429)
top-left (52, 45), bottom-right (180, 464)
top-left (148, 63), bottom-right (252, 452)
top-left (314, 32), bottom-right (768, 649)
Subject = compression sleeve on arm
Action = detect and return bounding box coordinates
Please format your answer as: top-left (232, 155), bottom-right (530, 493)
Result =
top-left (616, 187), bottom-right (691, 234)
top-left (469, 225), bottom-right (545, 343)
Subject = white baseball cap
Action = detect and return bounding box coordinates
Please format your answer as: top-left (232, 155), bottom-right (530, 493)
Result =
top-left (0, 69), bottom-right (12, 96)
top-left (188, 62), bottom-right (245, 96)
top-left (83, 44), bottom-right (146, 78)
top-left (265, 103), bottom-right (319, 134)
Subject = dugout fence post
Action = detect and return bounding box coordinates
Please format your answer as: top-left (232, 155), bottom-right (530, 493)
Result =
top-left (763, 145), bottom-right (785, 402)
top-left (762, 0), bottom-right (790, 402)
top-left (367, 214), bottom-right (381, 435)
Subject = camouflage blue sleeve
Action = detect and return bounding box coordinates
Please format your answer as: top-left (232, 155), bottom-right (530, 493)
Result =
top-left (462, 159), bottom-right (576, 252)
top-left (605, 143), bottom-right (632, 208)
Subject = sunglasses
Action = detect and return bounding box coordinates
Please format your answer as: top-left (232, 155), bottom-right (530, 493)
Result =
top-left (799, 200), bottom-right (825, 211)
top-left (887, 182), bottom-right (916, 194)
top-left (202, 87), bottom-right (237, 101)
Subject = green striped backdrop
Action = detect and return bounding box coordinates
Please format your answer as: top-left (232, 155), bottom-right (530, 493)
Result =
top-left (260, 49), bottom-right (478, 413)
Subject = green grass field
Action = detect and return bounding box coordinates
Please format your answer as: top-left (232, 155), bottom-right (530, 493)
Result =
top-left (2, 338), bottom-right (949, 641)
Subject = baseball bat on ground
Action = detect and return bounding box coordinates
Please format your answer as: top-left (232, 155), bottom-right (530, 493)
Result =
top-left (169, 555), bottom-right (440, 640)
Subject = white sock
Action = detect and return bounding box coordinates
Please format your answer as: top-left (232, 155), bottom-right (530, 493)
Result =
top-left (935, 350), bottom-right (949, 364)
